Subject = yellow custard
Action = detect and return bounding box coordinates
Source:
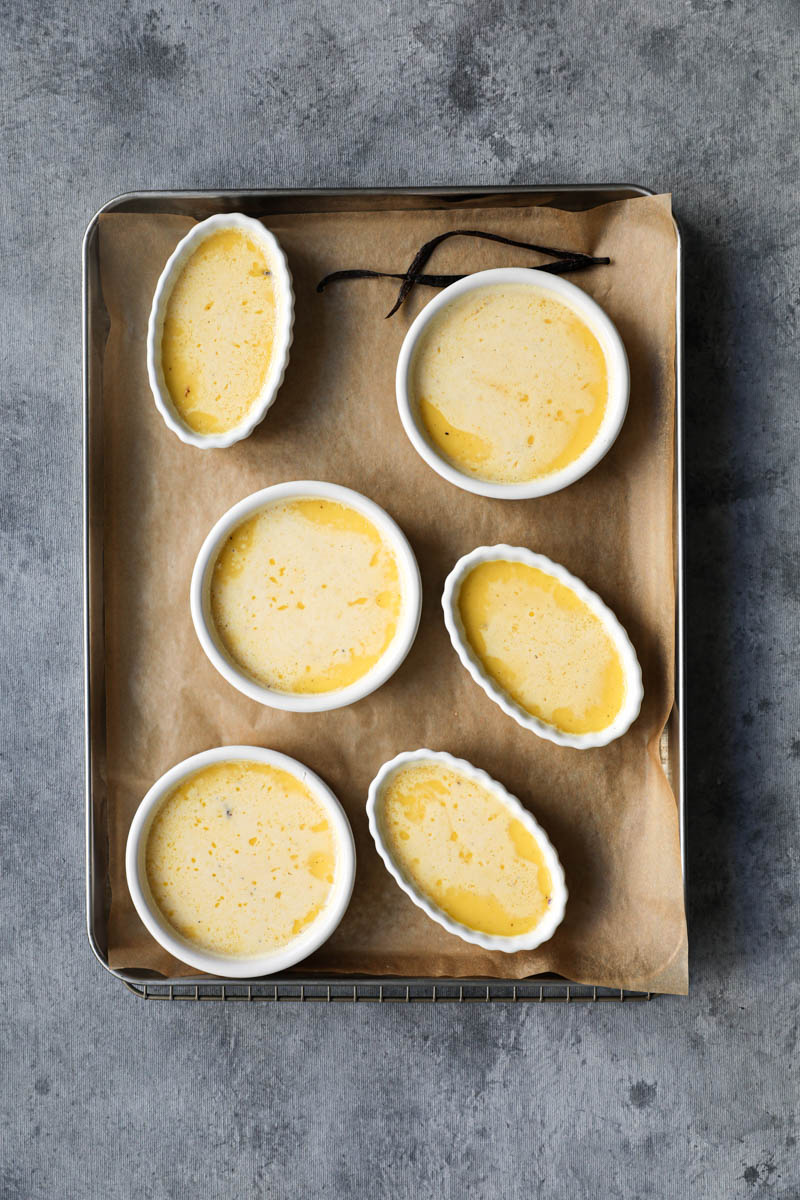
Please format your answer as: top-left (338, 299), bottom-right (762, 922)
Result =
top-left (458, 560), bottom-right (626, 735)
top-left (411, 283), bottom-right (608, 483)
top-left (210, 498), bottom-right (402, 694)
top-left (161, 229), bottom-right (277, 434)
top-left (145, 761), bottom-right (336, 958)
top-left (380, 762), bottom-right (553, 937)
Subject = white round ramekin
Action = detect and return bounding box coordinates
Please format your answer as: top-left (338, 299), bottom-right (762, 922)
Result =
top-left (367, 749), bottom-right (567, 953)
top-left (191, 481), bottom-right (422, 712)
top-left (442, 545), bottom-right (644, 749)
top-left (146, 213), bottom-right (294, 449)
top-left (395, 267), bottom-right (629, 499)
top-left (125, 745), bottom-right (356, 978)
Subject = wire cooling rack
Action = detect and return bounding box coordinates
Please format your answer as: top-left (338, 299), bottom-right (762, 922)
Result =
top-left (87, 187), bottom-right (683, 1008)
top-left (124, 980), bottom-right (654, 1003)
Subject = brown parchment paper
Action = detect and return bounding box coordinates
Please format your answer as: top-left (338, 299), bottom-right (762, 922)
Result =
top-left (97, 194), bottom-right (688, 994)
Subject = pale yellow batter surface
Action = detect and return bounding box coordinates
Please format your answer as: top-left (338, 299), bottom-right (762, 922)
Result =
top-left (411, 283), bottom-right (608, 483)
top-left (380, 762), bottom-right (553, 938)
top-left (145, 761), bottom-right (337, 958)
top-left (458, 560), bottom-right (626, 735)
top-left (210, 498), bottom-right (402, 694)
top-left (161, 228), bottom-right (277, 434)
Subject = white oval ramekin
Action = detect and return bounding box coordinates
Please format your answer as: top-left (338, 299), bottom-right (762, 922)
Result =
top-left (191, 480), bottom-right (423, 713)
top-left (442, 545), bottom-right (644, 749)
top-left (367, 749), bottom-right (567, 953)
top-left (125, 745), bottom-right (356, 978)
top-left (146, 213), bottom-right (294, 449)
top-left (396, 267), bottom-right (629, 499)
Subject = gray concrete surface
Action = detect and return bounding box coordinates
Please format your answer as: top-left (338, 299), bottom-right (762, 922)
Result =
top-left (1, 0), bottom-right (798, 1196)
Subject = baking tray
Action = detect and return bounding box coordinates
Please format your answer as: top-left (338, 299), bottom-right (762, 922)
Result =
top-left (83, 185), bottom-right (685, 1002)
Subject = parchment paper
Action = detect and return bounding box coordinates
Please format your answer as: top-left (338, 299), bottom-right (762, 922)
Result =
top-left (97, 194), bottom-right (687, 993)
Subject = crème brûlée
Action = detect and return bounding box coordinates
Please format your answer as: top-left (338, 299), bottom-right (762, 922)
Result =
top-left (458, 560), bottom-right (627, 735)
top-left (379, 762), bottom-right (553, 938)
top-left (411, 283), bottom-right (609, 483)
top-left (209, 498), bottom-right (403, 694)
top-left (160, 229), bottom-right (277, 434)
top-left (145, 761), bottom-right (337, 958)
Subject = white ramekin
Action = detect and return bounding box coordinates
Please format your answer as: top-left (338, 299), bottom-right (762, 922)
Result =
top-left (126, 745), bottom-right (356, 978)
top-left (191, 481), bottom-right (422, 712)
top-left (442, 545), bottom-right (644, 749)
top-left (146, 213), bottom-right (294, 449)
top-left (367, 749), bottom-right (567, 953)
top-left (395, 267), bottom-right (629, 499)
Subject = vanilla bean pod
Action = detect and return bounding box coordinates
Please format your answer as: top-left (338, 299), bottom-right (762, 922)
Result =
top-left (315, 229), bottom-right (610, 317)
